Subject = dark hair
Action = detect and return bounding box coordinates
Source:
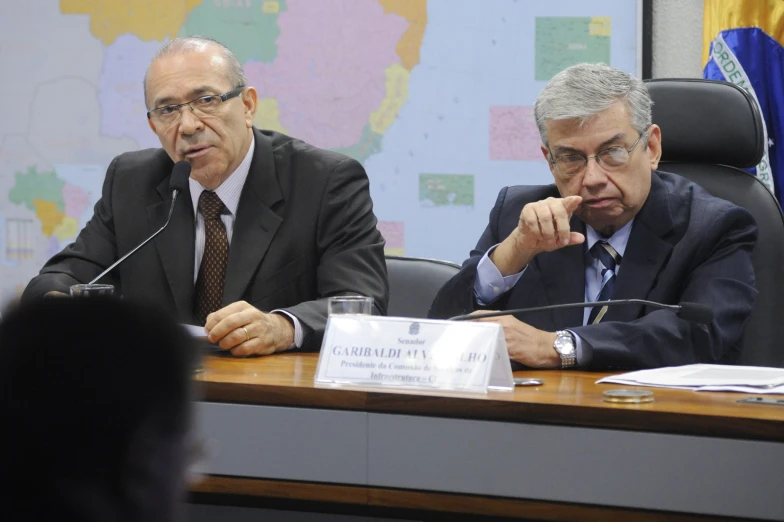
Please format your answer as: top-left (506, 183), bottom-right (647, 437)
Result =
top-left (0, 297), bottom-right (197, 520)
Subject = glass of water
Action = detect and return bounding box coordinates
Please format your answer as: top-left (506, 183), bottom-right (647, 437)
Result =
top-left (70, 284), bottom-right (115, 298)
top-left (327, 296), bottom-right (374, 316)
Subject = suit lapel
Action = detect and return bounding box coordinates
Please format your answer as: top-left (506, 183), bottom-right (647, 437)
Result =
top-left (222, 130), bottom-right (284, 305)
top-left (148, 175), bottom-right (196, 321)
top-left (538, 215), bottom-right (586, 328)
top-left (604, 173), bottom-right (675, 323)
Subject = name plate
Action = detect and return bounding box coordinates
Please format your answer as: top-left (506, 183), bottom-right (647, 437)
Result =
top-left (315, 316), bottom-right (514, 393)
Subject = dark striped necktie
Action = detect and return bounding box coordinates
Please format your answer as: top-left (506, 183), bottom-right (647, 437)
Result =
top-left (587, 240), bottom-right (622, 324)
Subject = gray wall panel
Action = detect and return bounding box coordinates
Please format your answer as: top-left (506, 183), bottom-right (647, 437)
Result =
top-left (197, 402), bottom-right (368, 484)
top-left (195, 402), bottom-right (784, 520)
top-left (368, 413), bottom-right (784, 521)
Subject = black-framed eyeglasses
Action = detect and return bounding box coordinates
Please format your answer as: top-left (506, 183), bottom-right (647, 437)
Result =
top-left (147, 86), bottom-right (246, 124)
top-left (548, 129), bottom-right (649, 177)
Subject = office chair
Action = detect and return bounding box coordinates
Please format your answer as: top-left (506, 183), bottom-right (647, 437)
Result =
top-left (385, 255), bottom-right (460, 318)
top-left (646, 78), bottom-right (784, 367)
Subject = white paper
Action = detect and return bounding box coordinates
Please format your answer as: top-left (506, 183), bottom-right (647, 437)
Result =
top-left (182, 324), bottom-right (207, 338)
top-left (597, 364), bottom-right (784, 394)
top-left (696, 384), bottom-right (784, 394)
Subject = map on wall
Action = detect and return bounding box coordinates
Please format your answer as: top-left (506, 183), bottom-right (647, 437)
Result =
top-left (0, 0), bottom-right (643, 305)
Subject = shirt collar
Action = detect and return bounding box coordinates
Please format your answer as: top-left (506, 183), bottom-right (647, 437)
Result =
top-left (585, 218), bottom-right (634, 258)
top-left (189, 136), bottom-right (255, 217)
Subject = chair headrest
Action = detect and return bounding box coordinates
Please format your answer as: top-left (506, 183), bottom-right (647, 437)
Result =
top-left (645, 78), bottom-right (765, 168)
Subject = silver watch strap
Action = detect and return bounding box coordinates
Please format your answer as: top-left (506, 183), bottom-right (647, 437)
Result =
top-left (555, 330), bottom-right (576, 369)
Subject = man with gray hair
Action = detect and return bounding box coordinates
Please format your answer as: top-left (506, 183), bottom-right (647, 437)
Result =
top-left (23, 36), bottom-right (388, 354)
top-left (430, 63), bottom-right (757, 370)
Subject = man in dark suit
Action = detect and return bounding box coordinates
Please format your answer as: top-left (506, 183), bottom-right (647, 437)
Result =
top-left (429, 63), bottom-right (757, 370)
top-left (0, 297), bottom-right (196, 522)
top-left (22, 36), bottom-right (388, 354)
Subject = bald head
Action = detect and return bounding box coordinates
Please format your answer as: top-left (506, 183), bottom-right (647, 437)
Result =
top-left (143, 36), bottom-right (247, 109)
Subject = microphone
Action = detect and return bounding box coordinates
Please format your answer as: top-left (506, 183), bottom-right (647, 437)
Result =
top-left (449, 299), bottom-right (714, 324)
top-left (88, 161), bottom-right (191, 285)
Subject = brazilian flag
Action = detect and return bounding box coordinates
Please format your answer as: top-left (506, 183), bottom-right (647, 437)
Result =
top-left (703, 0), bottom-right (784, 208)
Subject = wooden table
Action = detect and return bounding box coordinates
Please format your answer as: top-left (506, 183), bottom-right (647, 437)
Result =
top-left (190, 353), bottom-right (784, 521)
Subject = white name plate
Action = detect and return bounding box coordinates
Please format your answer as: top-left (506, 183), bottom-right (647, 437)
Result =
top-left (315, 316), bottom-right (514, 393)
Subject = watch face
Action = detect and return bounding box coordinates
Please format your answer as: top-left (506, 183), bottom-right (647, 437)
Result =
top-left (556, 335), bottom-right (575, 355)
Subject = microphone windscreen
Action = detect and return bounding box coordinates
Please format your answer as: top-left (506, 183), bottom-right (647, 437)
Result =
top-left (169, 161), bottom-right (192, 192)
top-left (677, 302), bottom-right (714, 324)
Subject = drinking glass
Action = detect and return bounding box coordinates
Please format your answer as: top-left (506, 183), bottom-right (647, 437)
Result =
top-left (327, 296), bottom-right (373, 315)
top-left (70, 284), bottom-right (115, 298)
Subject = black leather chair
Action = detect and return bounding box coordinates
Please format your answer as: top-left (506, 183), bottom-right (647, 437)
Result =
top-left (385, 256), bottom-right (460, 318)
top-left (646, 78), bottom-right (784, 367)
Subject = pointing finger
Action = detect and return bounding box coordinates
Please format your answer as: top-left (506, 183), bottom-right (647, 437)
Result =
top-left (563, 195), bottom-right (583, 215)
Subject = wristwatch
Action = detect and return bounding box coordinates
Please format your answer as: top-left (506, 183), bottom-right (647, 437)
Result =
top-left (553, 330), bottom-right (576, 369)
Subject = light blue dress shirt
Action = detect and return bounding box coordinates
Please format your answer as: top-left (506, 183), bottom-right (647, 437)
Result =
top-left (189, 138), bottom-right (304, 348)
top-left (474, 219), bottom-right (634, 366)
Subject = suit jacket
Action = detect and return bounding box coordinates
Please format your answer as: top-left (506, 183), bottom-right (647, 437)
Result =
top-left (22, 129), bottom-right (389, 351)
top-left (429, 171), bottom-right (758, 370)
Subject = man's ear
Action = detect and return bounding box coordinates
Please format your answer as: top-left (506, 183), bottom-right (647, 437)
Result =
top-left (242, 86), bottom-right (258, 127)
top-left (647, 124), bottom-right (662, 171)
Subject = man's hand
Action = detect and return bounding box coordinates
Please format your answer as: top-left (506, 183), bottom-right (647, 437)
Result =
top-left (204, 301), bottom-right (295, 357)
top-left (44, 291), bottom-right (69, 298)
top-left (491, 195), bottom-right (585, 275)
top-left (471, 311), bottom-right (559, 368)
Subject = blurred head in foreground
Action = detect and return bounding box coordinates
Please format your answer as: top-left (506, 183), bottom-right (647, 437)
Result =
top-left (0, 297), bottom-right (197, 522)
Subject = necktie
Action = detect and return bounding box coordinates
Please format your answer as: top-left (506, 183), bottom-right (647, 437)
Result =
top-left (193, 191), bottom-right (228, 326)
top-left (587, 241), bottom-right (622, 324)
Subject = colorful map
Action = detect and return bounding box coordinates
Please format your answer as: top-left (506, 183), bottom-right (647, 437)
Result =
top-left (377, 221), bottom-right (405, 256)
top-left (0, 0), bottom-right (642, 305)
top-left (419, 174), bottom-right (474, 207)
top-left (535, 17), bottom-right (612, 81)
top-left (489, 106), bottom-right (545, 161)
top-left (8, 166), bottom-right (95, 253)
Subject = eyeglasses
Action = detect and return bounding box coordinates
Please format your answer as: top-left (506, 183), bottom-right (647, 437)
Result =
top-left (548, 130), bottom-right (648, 177)
top-left (147, 86), bottom-right (246, 125)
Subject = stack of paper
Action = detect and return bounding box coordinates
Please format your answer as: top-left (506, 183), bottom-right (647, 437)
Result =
top-left (596, 364), bottom-right (784, 394)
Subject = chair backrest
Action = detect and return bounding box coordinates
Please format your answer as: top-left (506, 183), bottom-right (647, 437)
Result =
top-left (646, 78), bottom-right (784, 367)
top-left (385, 256), bottom-right (461, 318)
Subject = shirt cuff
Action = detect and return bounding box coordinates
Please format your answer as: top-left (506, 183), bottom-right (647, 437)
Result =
top-left (566, 329), bottom-right (591, 368)
top-left (271, 309), bottom-right (304, 349)
top-left (474, 244), bottom-right (526, 305)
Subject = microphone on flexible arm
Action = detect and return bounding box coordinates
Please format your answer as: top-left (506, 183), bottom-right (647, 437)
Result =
top-left (88, 161), bottom-right (192, 285)
top-left (449, 299), bottom-right (714, 325)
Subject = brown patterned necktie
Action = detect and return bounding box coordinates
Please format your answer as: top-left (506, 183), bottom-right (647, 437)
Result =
top-left (193, 190), bottom-right (228, 325)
